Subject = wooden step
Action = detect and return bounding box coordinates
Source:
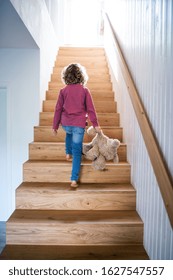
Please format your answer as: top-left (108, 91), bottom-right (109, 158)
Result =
top-left (55, 56), bottom-right (106, 66)
top-left (55, 61), bottom-right (108, 69)
top-left (39, 112), bottom-right (119, 126)
top-left (23, 161), bottom-right (130, 183)
top-left (16, 182), bottom-right (136, 211)
top-left (58, 47), bottom-right (105, 56)
top-left (56, 55), bottom-right (106, 60)
top-left (29, 142), bottom-right (126, 161)
top-left (53, 66), bottom-right (109, 75)
top-left (46, 89), bottom-right (114, 101)
top-left (51, 73), bottom-right (110, 82)
top-left (43, 100), bottom-right (117, 113)
top-left (0, 244), bottom-right (149, 260)
top-left (48, 82), bottom-right (112, 91)
top-left (6, 210), bottom-right (143, 245)
top-left (34, 126), bottom-right (123, 142)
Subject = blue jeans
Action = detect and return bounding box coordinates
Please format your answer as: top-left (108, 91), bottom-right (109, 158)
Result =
top-left (62, 126), bottom-right (85, 181)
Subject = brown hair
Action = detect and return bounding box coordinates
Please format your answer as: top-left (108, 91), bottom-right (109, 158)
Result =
top-left (61, 63), bottom-right (88, 85)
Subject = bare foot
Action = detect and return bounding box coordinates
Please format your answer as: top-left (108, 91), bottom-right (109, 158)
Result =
top-left (70, 181), bottom-right (78, 188)
top-left (66, 154), bottom-right (72, 161)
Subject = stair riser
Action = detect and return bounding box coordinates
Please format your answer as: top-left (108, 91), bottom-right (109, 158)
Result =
top-left (53, 67), bottom-right (109, 75)
top-left (55, 61), bottom-right (108, 69)
top-left (0, 244), bottom-right (149, 260)
top-left (43, 100), bottom-right (117, 113)
top-left (55, 59), bottom-right (107, 67)
top-left (51, 74), bottom-right (110, 83)
top-left (49, 82), bottom-right (112, 90)
top-left (29, 143), bottom-right (126, 162)
top-left (46, 90), bottom-right (114, 101)
top-left (58, 48), bottom-right (105, 56)
top-left (23, 163), bottom-right (130, 183)
top-left (34, 127), bottom-right (123, 142)
top-left (7, 224), bottom-right (143, 245)
top-left (39, 112), bottom-right (120, 126)
top-left (16, 192), bottom-right (135, 210)
top-left (56, 51), bottom-right (106, 58)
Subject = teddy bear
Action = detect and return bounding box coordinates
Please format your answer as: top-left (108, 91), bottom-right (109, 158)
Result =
top-left (83, 126), bottom-right (120, 170)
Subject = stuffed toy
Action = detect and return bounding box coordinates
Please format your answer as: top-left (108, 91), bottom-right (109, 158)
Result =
top-left (83, 126), bottom-right (120, 170)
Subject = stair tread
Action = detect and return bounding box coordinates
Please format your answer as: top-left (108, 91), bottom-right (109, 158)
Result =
top-left (8, 210), bottom-right (142, 225)
top-left (35, 125), bottom-right (122, 129)
top-left (0, 244), bottom-right (149, 260)
top-left (17, 182), bottom-right (135, 192)
top-left (16, 182), bottom-right (135, 211)
top-left (40, 112), bottom-right (118, 116)
top-left (24, 160), bottom-right (129, 166)
top-left (30, 141), bottom-right (126, 146)
top-left (43, 100), bottom-right (117, 113)
top-left (47, 89), bottom-right (113, 92)
top-left (39, 112), bottom-right (120, 127)
top-left (29, 141), bottom-right (126, 162)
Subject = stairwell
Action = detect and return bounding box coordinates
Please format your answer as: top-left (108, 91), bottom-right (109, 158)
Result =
top-left (0, 47), bottom-right (148, 260)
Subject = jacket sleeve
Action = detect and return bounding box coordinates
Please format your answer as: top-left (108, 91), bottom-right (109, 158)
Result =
top-left (52, 90), bottom-right (64, 129)
top-left (85, 88), bottom-right (99, 127)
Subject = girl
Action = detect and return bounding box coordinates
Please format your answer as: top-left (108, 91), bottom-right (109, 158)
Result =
top-left (52, 63), bottom-right (100, 188)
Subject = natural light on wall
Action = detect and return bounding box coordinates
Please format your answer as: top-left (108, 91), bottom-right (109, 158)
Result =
top-left (64, 0), bottom-right (104, 45)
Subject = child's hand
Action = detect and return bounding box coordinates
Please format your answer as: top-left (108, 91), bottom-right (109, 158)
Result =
top-left (52, 129), bottom-right (58, 136)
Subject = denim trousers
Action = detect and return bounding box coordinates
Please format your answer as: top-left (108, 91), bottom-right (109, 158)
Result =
top-left (62, 126), bottom-right (85, 181)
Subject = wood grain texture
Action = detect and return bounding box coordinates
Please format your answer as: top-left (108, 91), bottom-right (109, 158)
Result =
top-left (0, 244), bottom-right (149, 260)
top-left (58, 47), bottom-right (106, 56)
top-left (49, 82), bottom-right (112, 91)
top-left (46, 90), bottom-right (114, 101)
top-left (43, 99), bottom-right (116, 113)
top-left (53, 66), bottom-right (109, 75)
top-left (51, 73), bottom-right (110, 83)
top-left (23, 161), bottom-right (130, 183)
top-left (34, 126), bottom-right (123, 142)
top-left (39, 112), bottom-right (119, 126)
top-left (16, 182), bottom-right (135, 210)
top-left (55, 61), bottom-right (108, 69)
top-left (6, 210), bottom-right (143, 245)
top-left (29, 142), bottom-right (126, 161)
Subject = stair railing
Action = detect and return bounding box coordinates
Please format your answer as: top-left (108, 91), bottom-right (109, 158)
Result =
top-left (104, 12), bottom-right (173, 229)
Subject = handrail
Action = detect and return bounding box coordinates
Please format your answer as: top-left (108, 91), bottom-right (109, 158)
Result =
top-left (104, 12), bottom-right (173, 228)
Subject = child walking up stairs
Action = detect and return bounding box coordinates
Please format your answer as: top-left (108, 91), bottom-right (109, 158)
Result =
top-left (0, 47), bottom-right (148, 260)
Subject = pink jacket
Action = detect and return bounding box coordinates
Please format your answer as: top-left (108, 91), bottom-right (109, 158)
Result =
top-left (53, 84), bottom-right (99, 129)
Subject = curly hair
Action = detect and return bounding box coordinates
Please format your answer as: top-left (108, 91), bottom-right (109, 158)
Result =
top-left (61, 63), bottom-right (88, 85)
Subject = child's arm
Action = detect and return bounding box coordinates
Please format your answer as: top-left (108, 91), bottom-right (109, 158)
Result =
top-left (85, 88), bottom-right (100, 128)
top-left (52, 90), bottom-right (64, 132)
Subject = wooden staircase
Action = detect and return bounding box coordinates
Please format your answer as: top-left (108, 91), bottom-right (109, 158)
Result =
top-left (0, 47), bottom-right (148, 260)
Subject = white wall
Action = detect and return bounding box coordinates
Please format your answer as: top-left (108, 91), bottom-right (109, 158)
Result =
top-left (0, 0), bottom-right (61, 220)
top-left (0, 0), bottom-right (38, 48)
top-left (0, 0), bottom-right (40, 220)
top-left (45, 0), bottom-right (65, 45)
top-left (0, 49), bottom-right (39, 220)
top-left (104, 0), bottom-right (173, 259)
top-left (10, 0), bottom-right (58, 108)
top-left (0, 87), bottom-right (9, 219)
